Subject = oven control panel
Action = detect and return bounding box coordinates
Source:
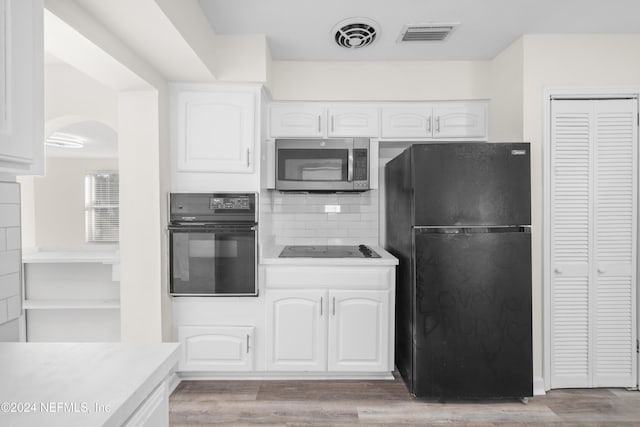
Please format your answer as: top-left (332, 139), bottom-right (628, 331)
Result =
top-left (210, 197), bottom-right (250, 210)
top-left (170, 192), bottom-right (257, 223)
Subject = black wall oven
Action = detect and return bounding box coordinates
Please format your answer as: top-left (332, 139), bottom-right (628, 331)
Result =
top-left (168, 192), bottom-right (258, 296)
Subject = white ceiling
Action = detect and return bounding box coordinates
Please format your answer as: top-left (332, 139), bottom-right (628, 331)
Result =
top-left (198, 0), bottom-right (640, 61)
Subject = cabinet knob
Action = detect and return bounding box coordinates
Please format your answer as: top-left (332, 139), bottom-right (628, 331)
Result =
top-left (597, 267), bottom-right (605, 274)
top-left (554, 267), bottom-right (563, 274)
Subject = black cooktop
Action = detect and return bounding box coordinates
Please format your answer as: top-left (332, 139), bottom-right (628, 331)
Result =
top-left (279, 244), bottom-right (381, 259)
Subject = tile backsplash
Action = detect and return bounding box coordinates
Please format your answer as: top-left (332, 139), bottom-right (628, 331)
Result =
top-left (263, 191), bottom-right (379, 246)
top-left (0, 182), bottom-right (21, 326)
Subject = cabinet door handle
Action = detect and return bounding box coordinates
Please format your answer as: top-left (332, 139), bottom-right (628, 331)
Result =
top-left (246, 148), bottom-right (251, 167)
top-left (331, 116), bottom-right (335, 133)
top-left (427, 116), bottom-right (432, 133)
top-left (320, 297), bottom-right (323, 316)
top-left (318, 115), bottom-right (322, 132)
top-left (246, 334), bottom-right (250, 353)
top-left (332, 297), bottom-right (336, 316)
top-left (435, 116), bottom-right (441, 133)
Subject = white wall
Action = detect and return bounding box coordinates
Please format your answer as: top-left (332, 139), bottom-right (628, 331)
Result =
top-left (22, 157), bottom-right (118, 247)
top-left (519, 34), bottom-right (640, 381)
top-left (268, 61), bottom-right (491, 101)
top-left (44, 62), bottom-right (118, 134)
top-left (489, 38), bottom-right (524, 141)
top-left (118, 90), bottom-right (168, 343)
top-left (45, 0), bottom-right (172, 343)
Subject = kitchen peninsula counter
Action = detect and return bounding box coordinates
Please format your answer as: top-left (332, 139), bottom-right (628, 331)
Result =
top-left (0, 343), bottom-right (179, 426)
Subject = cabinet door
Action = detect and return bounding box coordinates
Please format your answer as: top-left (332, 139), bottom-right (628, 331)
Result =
top-left (266, 290), bottom-right (327, 371)
top-left (175, 90), bottom-right (255, 173)
top-left (269, 104), bottom-right (325, 137)
top-left (0, 0), bottom-right (43, 175)
top-left (328, 107), bottom-right (379, 137)
top-left (178, 325), bottom-right (254, 372)
top-left (123, 380), bottom-right (168, 427)
top-left (381, 107), bottom-right (432, 138)
top-left (328, 290), bottom-right (389, 372)
top-left (432, 102), bottom-right (487, 139)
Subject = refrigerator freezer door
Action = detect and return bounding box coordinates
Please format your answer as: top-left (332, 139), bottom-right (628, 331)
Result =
top-left (411, 143), bottom-right (531, 227)
top-left (411, 228), bottom-right (533, 399)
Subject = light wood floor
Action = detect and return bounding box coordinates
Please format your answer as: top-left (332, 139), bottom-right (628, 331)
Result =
top-left (170, 376), bottom-right (640, 426)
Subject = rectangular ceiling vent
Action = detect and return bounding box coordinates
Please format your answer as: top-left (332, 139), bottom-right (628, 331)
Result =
top-left (397, 23), bottom-right (459, 42)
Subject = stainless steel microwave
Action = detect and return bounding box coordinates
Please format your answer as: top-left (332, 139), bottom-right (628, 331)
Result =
top-left (275, 138), bottom-right (370, 192)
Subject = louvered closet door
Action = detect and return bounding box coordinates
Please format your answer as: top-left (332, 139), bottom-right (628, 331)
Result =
top-left (550, 98), bottom-right (637, 389)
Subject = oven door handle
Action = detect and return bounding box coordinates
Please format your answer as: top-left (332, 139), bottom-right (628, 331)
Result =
top-left (347, 147), bottom-right (354, 182)
top-left (168, 224), bottom-right (257, 232)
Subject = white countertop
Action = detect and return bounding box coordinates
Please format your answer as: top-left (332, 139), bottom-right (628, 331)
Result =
top-left (0, 343), bottom-right (179, 427)
top-left (22, 246), bottom-right (119, 264)
top-left (260, 244), bottom-right (398, 266)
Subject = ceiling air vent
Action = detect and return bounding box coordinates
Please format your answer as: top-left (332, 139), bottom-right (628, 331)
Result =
top-left (398, 23), bottom-right (459, 42)
top-left (332, 18), bottom-right (378, 49)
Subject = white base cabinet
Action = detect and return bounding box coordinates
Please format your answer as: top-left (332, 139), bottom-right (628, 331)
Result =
top-left (266, 290), bottom-right (326, 371)
top-left (265, 265), bottom-right (395, 374)
top-left (123, 380), bottom-right (169, 427)
top-left (329, 290), bottom-right (389, 372)
top-left (178, 325), bottom-right (255, 372)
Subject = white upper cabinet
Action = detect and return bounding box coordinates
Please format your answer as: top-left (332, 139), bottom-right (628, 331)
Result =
top-left (0, 0), bottom-right (44, 175)
top-left (327, 107), bottom-right (379, 137)
top-left (269, 104), bottom-right (325, 138)
top-left (381, 106), bottom-right (433, 138)
top-left (381, 102), bottom-right (488, 140)
top-left (433, 102), bottom-right (488, 139)
top-left (173, 85), bottom-right (257, 174)
top-left (269, 104), bottom-right (378, 138)
top-left (269, 101), bottom-right (487, 140)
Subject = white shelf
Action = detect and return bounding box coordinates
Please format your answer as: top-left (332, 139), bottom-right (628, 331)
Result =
top-left (22, 248), bottom-right (119, 264)
top-left (23, 299), bottom-right (120, 310)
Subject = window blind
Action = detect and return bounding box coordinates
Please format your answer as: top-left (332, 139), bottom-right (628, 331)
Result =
top-left (85, 171), bottom-right (119, 242)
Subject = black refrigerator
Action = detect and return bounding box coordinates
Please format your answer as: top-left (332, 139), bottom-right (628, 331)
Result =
top-left (385, 143), bottom-right (532, 400)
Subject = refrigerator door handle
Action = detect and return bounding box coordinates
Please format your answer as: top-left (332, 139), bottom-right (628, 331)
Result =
top-left (414, 225), bottom-right (531, 234)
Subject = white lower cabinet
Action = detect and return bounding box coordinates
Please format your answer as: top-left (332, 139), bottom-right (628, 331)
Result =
top-left (178, 325), bottom-right (254, 372)
top-left (123, 380), bottom-right (169, 427)
top-left (266, 288), bottom-right (390, 372)
top-left (328, 290), bottom-right (389, 372)
top-left (266, 290), bottom-right (326, 371)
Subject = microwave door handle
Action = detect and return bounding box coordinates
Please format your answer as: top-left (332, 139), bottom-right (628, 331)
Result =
top-left (347, 148), bottom-right (354, 182)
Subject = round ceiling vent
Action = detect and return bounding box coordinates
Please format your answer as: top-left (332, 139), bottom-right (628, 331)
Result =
top-left (332, 18), bottom-right (378, 49)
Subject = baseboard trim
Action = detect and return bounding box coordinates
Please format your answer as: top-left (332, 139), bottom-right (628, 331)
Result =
top-left (177, 371), bottom-right (395, 381)
top-left (167, 372), bottom-right (182, 394)
top-left (533, 376), bottom-right (546, 396)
